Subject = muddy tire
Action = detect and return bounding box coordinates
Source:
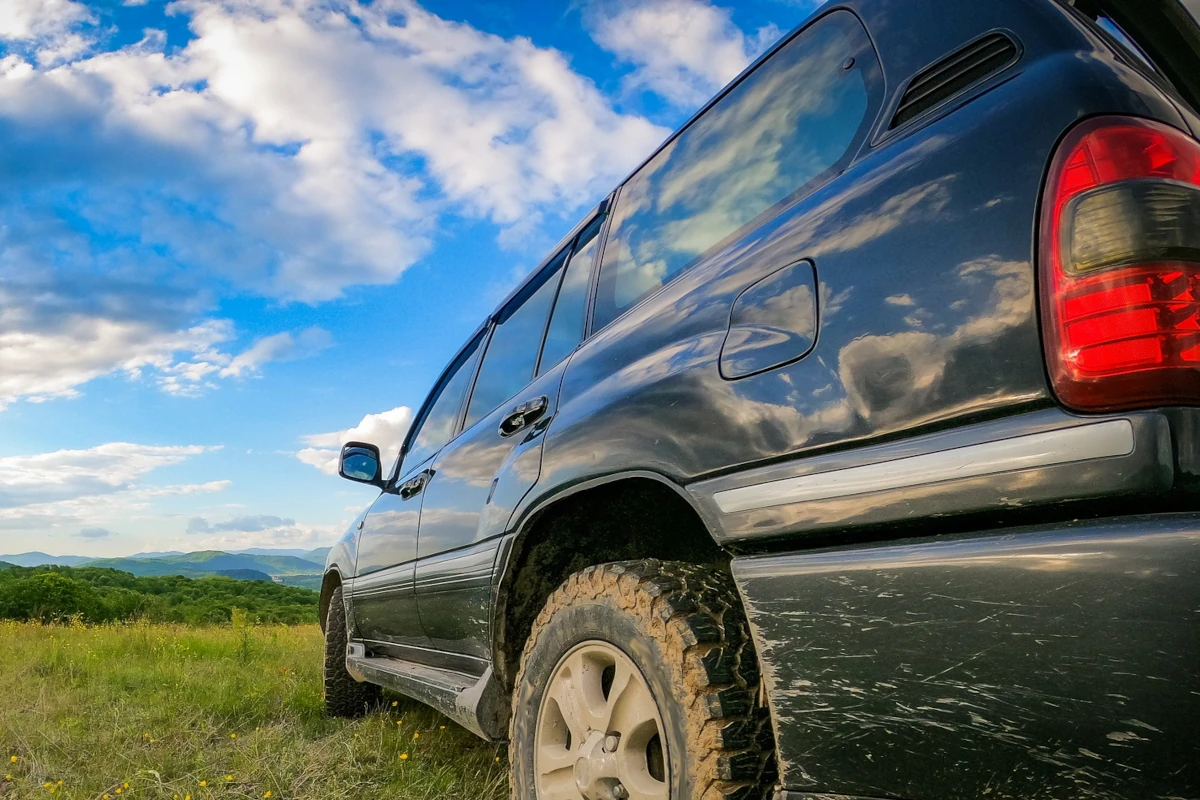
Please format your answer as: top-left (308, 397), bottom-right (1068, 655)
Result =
top-left (323, 586), bottom-right (382, 718)
top-left (510, 560), bottom-right (774, 800)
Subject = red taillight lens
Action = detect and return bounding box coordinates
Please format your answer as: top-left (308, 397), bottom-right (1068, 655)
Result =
top-left (1041, 116), bottom-right (1200, 411)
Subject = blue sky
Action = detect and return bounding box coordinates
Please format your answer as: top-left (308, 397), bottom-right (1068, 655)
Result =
top-left (0, 0), bottom-right (818, 557)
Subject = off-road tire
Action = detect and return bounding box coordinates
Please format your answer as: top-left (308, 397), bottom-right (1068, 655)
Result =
top-left (323, 586), bottom-right (382, 717)
top-left (510, 559), bottom-right (775, 800)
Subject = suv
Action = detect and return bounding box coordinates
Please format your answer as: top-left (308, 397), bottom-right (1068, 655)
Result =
top-left (321, 0), bottom-right (1200, 797)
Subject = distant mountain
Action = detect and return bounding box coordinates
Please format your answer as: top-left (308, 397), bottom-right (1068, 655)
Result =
top-left (85, 551), bottom-right (324, 579)
top-left (0, 552), bottom-right (93, 567)
top-left (130, 551), bottom-right (186, 559)
top-left (212, 569), bottom-right (274, 582)
top-left (303, 547), bottom-right (330, 564)
top-left (233, 547), bottom-right (329, 563)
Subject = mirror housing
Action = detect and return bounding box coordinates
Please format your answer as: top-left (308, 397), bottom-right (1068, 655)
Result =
top-left (338, 441), bottom-right (384, 488)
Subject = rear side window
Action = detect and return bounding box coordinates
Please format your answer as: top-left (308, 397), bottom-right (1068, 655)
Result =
top-left (592, 10), bottom-right (882, 332)
top-left (403, 332), bottom-right (484, 472)
top-left (538, 217), bottom-right (603, 376)
top-left (463, 256), bottom-right (565, 429)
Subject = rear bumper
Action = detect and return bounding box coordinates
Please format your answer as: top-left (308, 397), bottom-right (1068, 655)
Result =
top-left (732, 513), bottom-right (1200, 800)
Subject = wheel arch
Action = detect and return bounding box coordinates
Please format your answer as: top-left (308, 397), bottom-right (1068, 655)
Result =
top-left (491, 470), bottom-right (728, 689)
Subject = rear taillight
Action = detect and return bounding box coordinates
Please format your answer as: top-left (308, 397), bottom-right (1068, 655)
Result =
top-left (1041, 116), bottom-right (1200, 411)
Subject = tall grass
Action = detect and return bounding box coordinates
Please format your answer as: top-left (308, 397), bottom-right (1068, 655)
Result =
top-left (0, 621), bottom-right (508, 799)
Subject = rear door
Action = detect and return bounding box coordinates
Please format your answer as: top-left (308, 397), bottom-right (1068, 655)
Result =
top-left (412, 216), bottom-right (603, 660)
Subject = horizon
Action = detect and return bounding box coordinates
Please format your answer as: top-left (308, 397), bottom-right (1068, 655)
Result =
top-left (0, 0), bottom-right (819, 558)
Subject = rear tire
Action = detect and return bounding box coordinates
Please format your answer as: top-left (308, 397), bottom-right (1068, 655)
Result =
top-left (510, 560), bottom-right (775, 800)
top-left (323, 586), bottom-right (382, 718)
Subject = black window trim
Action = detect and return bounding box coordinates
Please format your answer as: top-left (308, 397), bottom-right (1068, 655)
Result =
top-left (393, 326), bottom-right (486, 483)
top-left (535, 211), bottom-right (608, 377)
top-left (459, 252), bottom-right (567, 435)
top-left (586, 6), bottom-right (885, 337)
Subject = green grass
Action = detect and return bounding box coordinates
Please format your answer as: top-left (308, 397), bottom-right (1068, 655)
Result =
top-left (0, 621), bottom-right (508, 800)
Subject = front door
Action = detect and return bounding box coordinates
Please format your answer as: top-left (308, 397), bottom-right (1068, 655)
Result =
top-left (350, 331), bottom-right (483, 656)
top-left (414, 215), bottom-right (603, 658)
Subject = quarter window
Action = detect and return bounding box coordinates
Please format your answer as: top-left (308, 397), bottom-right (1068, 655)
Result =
top-left (463, 256), bottom-right (565, 430)
top-left (538, 217), bottom-right (603, 376)
top-left (402, 333), bottom-right (483, 473)
top-left (592, 10), bottom-right (881, 332)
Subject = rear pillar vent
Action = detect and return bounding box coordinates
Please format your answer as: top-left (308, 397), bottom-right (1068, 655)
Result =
top-left (891, 32), bottom-right (1019, 129)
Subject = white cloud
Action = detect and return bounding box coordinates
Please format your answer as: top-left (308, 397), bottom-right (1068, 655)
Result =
top-left (586, 0), bottom-right (781, 107)
top-left (0, 0), bottom-right (669, 302)
top-left (298, 405), bottom-right (414, 476)
top-left (0, 442), bottom-right (219, 506)
top-left (0, 0), bottom-right (92, 40)
top-left (183, 521), bottom-right (339, 552)
top-left (0, 282), bottom-right (332, 406)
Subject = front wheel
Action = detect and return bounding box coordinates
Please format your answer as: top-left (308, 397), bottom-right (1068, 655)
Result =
top-left (510, 560), bottom-right (774, 800)
top-left (323, 586), bottom-right (382, 717)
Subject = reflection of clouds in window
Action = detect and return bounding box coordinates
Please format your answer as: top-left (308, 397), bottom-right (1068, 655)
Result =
top-left (405, 337), bottom-right (482, 470)
top-left (597, 13), bottom-right (872, 329)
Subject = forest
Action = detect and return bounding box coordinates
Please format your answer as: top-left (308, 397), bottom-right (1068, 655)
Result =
top-left (0, 563), bottom-right (320, 625)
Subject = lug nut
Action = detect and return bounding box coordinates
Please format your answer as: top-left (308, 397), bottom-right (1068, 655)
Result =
top-left (604, 734), bottom-right (620, 753)
top-left (612, 783), bottom-right (628, 800)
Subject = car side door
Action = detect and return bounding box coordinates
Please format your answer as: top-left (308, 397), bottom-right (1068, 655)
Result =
top-left (413, 215), bottom-right (604, 660)
top-left (350, 331), bottom-right (483, 656)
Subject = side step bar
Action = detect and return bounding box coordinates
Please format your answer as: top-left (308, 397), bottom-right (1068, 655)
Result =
top-left (346, 647), bottom-right (509, 740)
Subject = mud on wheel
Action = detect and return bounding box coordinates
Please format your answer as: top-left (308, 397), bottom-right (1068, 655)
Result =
top-left (323, 586), bottom-right (382, 717)
top-left (510, 560), bottom-right (774, 800)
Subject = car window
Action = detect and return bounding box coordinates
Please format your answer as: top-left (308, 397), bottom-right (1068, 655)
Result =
top-left (402, 333), bottom-right (483, 473)
top-left (538, 217), bottom-right (603, 376)
top-left (463, 257), bottom-right (565, 430)
top-left (592, 10), bottom-right (881, 332)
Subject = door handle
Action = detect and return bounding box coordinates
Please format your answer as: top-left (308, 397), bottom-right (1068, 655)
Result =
top-left (499, 395), bottom-right (549, 437)
top-left (399, 471), bottom-right (429, 500)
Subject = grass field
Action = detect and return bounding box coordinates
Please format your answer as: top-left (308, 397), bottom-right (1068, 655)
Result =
top-left (0, 621), bottom-right (508, 800)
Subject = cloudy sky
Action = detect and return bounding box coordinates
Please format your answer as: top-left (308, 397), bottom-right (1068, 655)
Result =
top-left (0, 0), bottom-right (818, 558)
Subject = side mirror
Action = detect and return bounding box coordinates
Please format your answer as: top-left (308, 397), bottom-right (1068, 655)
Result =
top-left (338, 441), bottom-right (384, 488)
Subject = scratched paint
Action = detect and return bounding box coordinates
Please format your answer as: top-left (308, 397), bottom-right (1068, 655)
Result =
top-left (733, 516), bottom-right (1200, 800)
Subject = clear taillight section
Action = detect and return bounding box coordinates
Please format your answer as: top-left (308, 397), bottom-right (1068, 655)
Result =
top-left (1041, 116), bottom-right (1200, 411)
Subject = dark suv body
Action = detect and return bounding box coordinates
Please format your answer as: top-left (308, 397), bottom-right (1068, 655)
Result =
top-left (321, 0), bottom-right (1200, 797)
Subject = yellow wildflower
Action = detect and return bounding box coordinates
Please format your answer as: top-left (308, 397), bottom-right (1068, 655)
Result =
top-left (199, 780), bottom-right (207, 787)
top-left (391, 701), bottom-right (398, 707)
top-left (412, 733), bottom-right (419, 740)
top-left (439, 726), bottom-right (445, 730)
top-left (230, 734), bottom-right (237, 739)
top-left (225, 775), bottom-right (233, 781)
top-left (124, 783), bottom-right (130, 789)
top-left (264, 792), bottom-right (272, 799)
top-left (49, 787), bottom-right (56, 794)
top-left (104, 795), bottom-right (111, 799)
top-left (9, 757), bottom-right (16, 763)
top-left (115, 789), bottom-right (122, 795)
top-left (399, 753), bottom-right (409, 761)
top-left (4, 774), bottom-right (11, 781)
top-left (57, 781), bottom-right (63, 785)
top-left (44, 782), bottom-right (52, 788)
top-left (395, 720), bottom-right (402, 726)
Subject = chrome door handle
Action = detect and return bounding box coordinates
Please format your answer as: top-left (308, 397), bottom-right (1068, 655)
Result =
top-left (399, 472), bottom-right (429, 500)
top-left (499, 396), bottom-right (549, 437)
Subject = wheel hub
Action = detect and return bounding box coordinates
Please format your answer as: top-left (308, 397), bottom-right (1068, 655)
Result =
top-left (572, 731), bottom-right (623, 800)
top-left (533, 640), bottom-right (669, 800)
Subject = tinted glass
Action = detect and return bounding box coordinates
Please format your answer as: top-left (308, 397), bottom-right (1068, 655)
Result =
top-left (463, 262), bottom-right (563, 429)
top-left (593, 11), bottom-right (878, 331)
top-left (538, 218), bottom-right (603, 375)
top-left (403, 334), bottom-right (483, 472)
